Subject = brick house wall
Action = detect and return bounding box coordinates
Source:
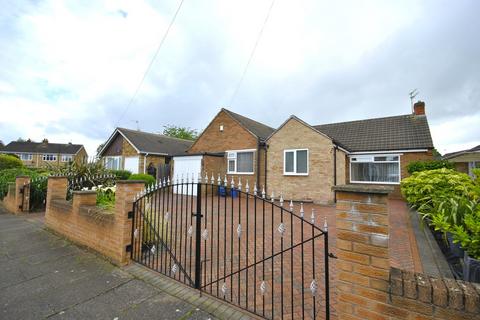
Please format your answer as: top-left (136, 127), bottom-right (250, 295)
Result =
top-left (188, 110), bottom-right (265, 187)
top-left (267, 117), bottom-right (347, 204)
top-left (455, 162), bottom-right (469, 174)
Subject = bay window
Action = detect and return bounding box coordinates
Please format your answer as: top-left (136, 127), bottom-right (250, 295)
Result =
top-left (284, 149), bottom-right (308, 175)
top-left (350, 154), bottom-right (400, 184)
top-left (227, 150), bottom-right (254, 174)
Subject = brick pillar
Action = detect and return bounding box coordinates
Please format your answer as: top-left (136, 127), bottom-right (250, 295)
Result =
top-left (333, 184), bottom-right (398, 319)
top-left (114, 180), bottom-right (144, 265)
top-left (14, 176), bottom-right (31, 214)
top-left (46, 177), bottom-right (68, 212)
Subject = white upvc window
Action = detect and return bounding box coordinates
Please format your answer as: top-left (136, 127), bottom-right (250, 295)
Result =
top-left (43, 154), bottom-right (57, 161)
top-left (61, 155), bottom-right (73, 162)
top-left (18, 154), bottom-right (33, 161)
top-left (468, 161), bottom-right (480, 177)
top-left (284, 149), bottom-right (309, 175)
top-left (350, 154), bottom-right (400, 184)
top-left (227, 149), bottom-right (255, 174)
top-left (104, 156), bottom-right (122, 170)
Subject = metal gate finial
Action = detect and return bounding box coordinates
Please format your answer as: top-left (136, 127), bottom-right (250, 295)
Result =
top-left (311, 208), bottom-right (316, 224)
top-left (245, 180), bottom-right (250, 193)
top-left (300, 202), bottom-right (304, 218)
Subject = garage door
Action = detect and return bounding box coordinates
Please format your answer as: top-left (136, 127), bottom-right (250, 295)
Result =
top-left (172, 156), bottom-right (202, 195)
top-left (124, 156), bottom-right (139, 174)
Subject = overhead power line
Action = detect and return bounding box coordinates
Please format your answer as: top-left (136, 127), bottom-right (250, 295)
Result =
top-left (228, 0), bottom-right (276, 107)
top-left (115, 0), bottom-right (185, 127)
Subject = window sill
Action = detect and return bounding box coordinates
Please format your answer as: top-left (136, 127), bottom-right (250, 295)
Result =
top-left (283, 173), bottom-right (309, 176)
top-left (350, 180), bottom-right (400, 185)
top-left (227, 172), bottom-right (255, 175)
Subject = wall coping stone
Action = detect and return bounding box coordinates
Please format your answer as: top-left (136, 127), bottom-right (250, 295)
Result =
top-left (16, 175), bottom-right (30, 178)
top-left (117, 180), bottom-right (146, 184)
top-left (72, 190), bottom-right (97, 195)
top-left (333, 184), bottom-right (394, 194)
top-left (48, 176), bottom-right (68, 179)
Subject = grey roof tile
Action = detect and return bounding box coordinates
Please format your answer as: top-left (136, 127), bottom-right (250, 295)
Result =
top-left (313, 114), bottom-right (434, 152)
top-left (222, 109), bottom-right (275, 140)
top-left (1, 141), bottom-right (84, 154)
top-left (118, 128), bottom-right (194, 155)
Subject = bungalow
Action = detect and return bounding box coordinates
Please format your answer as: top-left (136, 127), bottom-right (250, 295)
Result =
top-left (98, 127), bottom-right (193, 175)
top-left (267, 101), bottom-right (434, 203)
top-left (173, 109), bottom-right (274, 188)
top-left (443, 145), bottom-right (480, 177)
top-left (0, 139), bottom-right (88, 168)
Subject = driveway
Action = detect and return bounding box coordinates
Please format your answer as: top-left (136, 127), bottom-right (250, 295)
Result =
top-left (0, 207), bottom-right (217, 320)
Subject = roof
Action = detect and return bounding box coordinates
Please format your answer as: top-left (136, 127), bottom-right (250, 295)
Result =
top-left (222, 108), bottom-right (275, 140)
top-left (313, 114), bottom-right (434, 152)
top-left (1, 141), bottom-right (84, 154)
top-left (443, 145), bottom-right (480, 160)
top-left (112, 128), bottom-right (194, 156)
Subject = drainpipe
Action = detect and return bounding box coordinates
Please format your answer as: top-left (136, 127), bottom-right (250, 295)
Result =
top-left (263, 142), bottom-right (268, 193)
top-left (256, 140), bottom-right (261, 189)
top-left (144, 153), bottom-right (148, 174)
top-left (333, 145), bottom-right (338, 203)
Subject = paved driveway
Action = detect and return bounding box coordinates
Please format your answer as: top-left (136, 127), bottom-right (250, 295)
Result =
top-left (0, 208), bottom-right (216, 320)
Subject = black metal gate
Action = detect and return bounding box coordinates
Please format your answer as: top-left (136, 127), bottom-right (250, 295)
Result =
top-left (131, 175), bottom-right (332, 319)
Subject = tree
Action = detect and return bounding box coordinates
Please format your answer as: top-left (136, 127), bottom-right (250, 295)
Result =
top-left (96, 143), bottom-right (105, 158)
top-left (162, 125), bottom-right (198, 141)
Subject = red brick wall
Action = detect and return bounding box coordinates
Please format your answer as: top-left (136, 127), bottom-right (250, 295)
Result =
top-left (188, 110), bottom-right (263, 187)
top-left (334, 185), bottom-right (480, 320)
top-left (45, 178), bottom-right (143, 265)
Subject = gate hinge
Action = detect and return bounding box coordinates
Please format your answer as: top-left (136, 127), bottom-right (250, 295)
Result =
top-left (126, 244), bottom-right (132, 253)
top-left (128, 211), bottom-right (134, 219)
top-left (328, 253), bottom-right (338, 259)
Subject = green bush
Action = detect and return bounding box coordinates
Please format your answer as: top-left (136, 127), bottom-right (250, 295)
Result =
top-left (401, 168), bottom-right (478, 210)
top-left (0, 168), bottom-right (38, 199)
top-left (406, 160), bottom-right (454, 174)
top-left (109, 169), bottom-right (132, 180)
top-left (129, 173), bottom-right (155, 186)
top-left (0, 154), bottom-right (24, 170)
top-left (450, 204), bottom-right (480, 258)
top-left (96, 187), bottom-right (116, 210)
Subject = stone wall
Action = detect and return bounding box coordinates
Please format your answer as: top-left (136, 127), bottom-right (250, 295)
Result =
top-left (334, 184), bottom-right (480, 319)
top-left (45, 177), bottom-right (144, 265)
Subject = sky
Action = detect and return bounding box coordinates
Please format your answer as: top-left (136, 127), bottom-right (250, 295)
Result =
top-left (0, 0), bottom-right (479, 156)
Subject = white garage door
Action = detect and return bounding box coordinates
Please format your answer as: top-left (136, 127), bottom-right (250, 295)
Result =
top-left (173, 156), bottom-right (202, 195)
top-left (124, 156), bottom-right (139, 174)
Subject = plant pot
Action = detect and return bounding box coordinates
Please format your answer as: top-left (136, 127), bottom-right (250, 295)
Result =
top-left (463, 252), bottom-right (480, 283)
top-left (446, 232), bottom-right (465, 258)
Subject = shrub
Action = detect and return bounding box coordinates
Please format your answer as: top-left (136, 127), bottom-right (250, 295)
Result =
top-left (109, 169), bottom-right (132, 180)
top-left (129, 173), bottom-right (155, 186)
top-left (450, 204), bottom-right (480, 259)
top-left (0, 168), bottom-right (38, 199)
top-left (0, 154), bottom-right (24, 170)
top-left (401, 168), bottom-right (479, 210)
top-left (96, 186), bottom-right (116, 210)
top-left (406, 160), bottom-right (454, 174)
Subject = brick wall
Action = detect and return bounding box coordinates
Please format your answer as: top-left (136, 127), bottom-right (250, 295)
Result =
top-left (45, 177), bottom-right (144, 265)
top-left (334, 184), bottom-right (480, 320)
top-left (2, 176), bottom-right (30, 214)
top-left (454, 162), bottom-right (469, 174)
top-left (188, 110), bottom-right (263, 186)
top-left (267, 117), bottom-right (346, 204)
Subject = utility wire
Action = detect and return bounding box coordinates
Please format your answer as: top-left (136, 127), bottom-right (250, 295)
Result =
top-left (115, 0), bottom-right (185, 127)
top-left (228, 0), bottom-right (276, 107)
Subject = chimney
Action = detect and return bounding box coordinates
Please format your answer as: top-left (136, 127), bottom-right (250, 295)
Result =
top-left (42, 138), bottom-right (49, 144)
top-left (413, 100), bottom-right (426, 115)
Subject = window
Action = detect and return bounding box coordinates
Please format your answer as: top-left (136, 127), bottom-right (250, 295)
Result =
top-left (227, 150), bottom-right (254, 174)
top-left (105, 156), bottom-right (122, 170)
top-left (468, 161), bottom-right (480, 177)
top-left (18, 154), bottom-right (33, 161)
top-left (350, 154), bottom-right (400, 184)
top-left (284, 149), bottom-right (309, 175)
top-left (43, 154), bottom-right (57, 161)
top-left (61, 155), bottom-right (73, 162)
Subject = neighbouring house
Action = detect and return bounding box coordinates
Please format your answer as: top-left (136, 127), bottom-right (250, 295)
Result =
top-left (0, 140), bottom-right (4, 150)
top-left (443, 145), bottom-right (480, 177)
top-left (172, 109), bottom-right (274, 189)
top-left (0, 139), bottom-right (88, 168)
top-left (98, 127), bottom-right (193, 175)
top-left (266, 101), bottom-right (434, 203)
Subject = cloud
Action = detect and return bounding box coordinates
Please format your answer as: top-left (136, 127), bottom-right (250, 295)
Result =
top-left (0, 0), bottom-right (479, 156)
